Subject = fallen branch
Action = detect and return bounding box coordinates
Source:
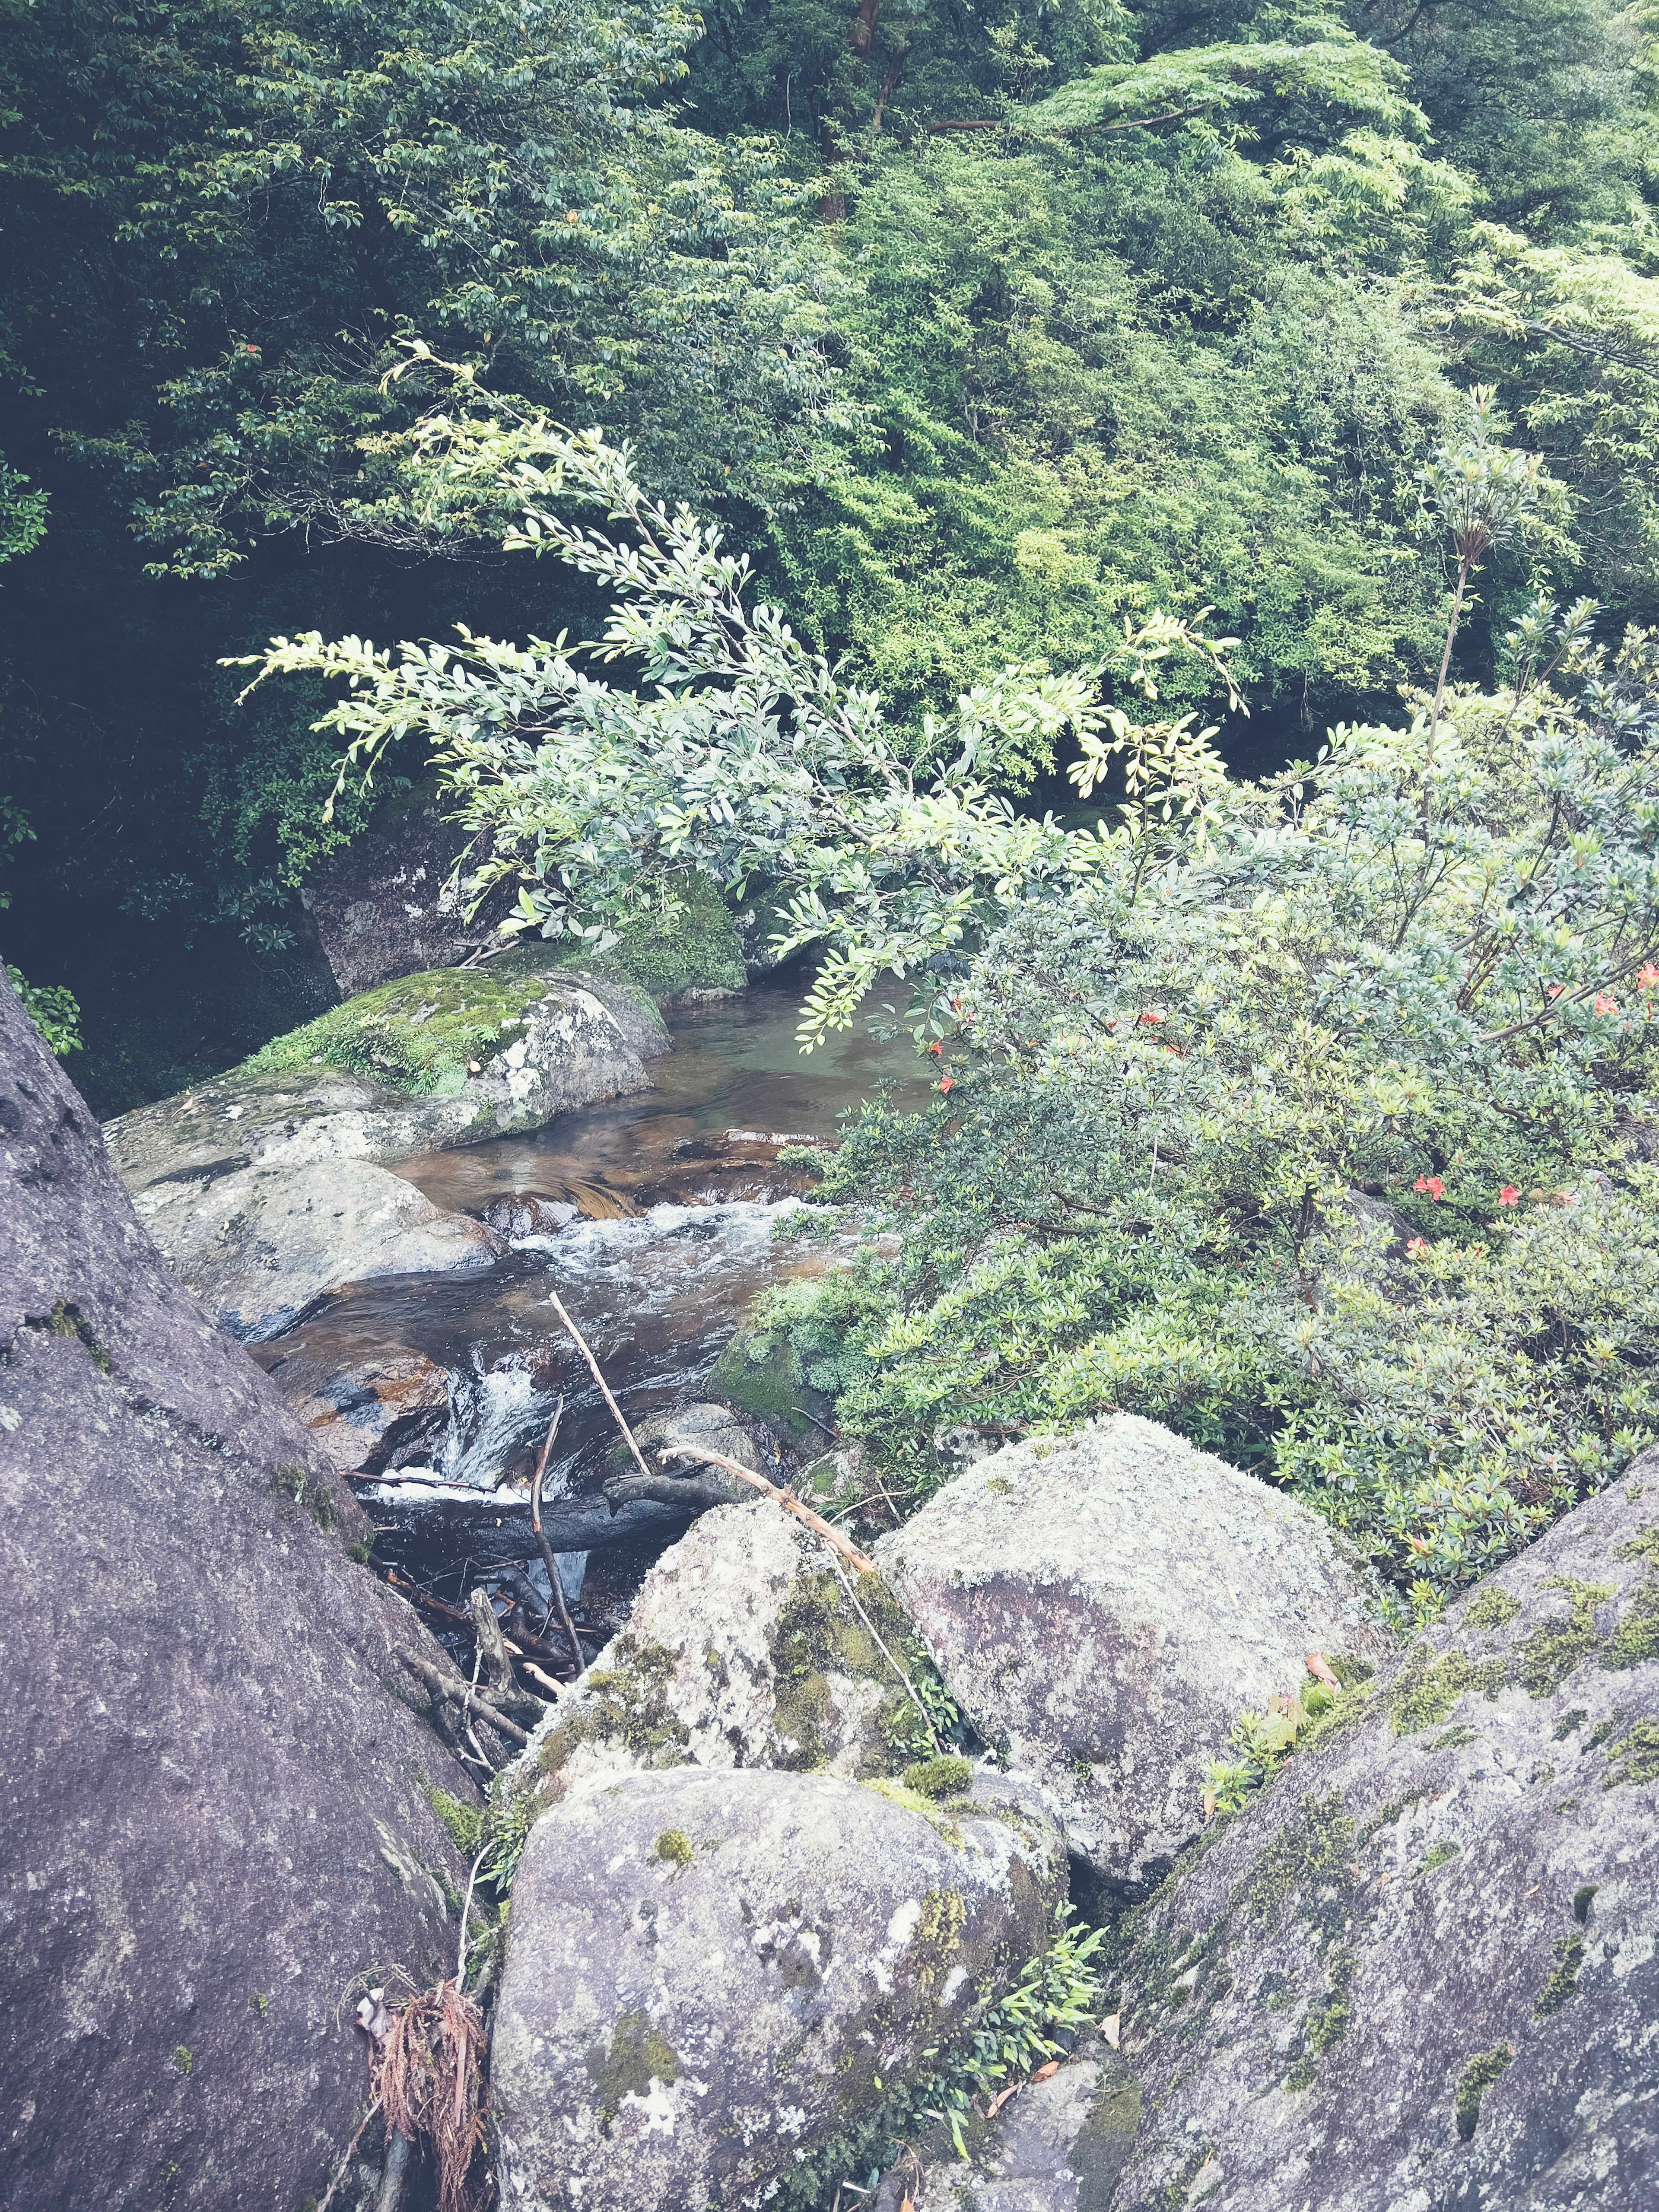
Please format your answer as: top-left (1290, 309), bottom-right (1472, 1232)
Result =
top-left (314, 2098), bottom-right (383, 2212)
top-left (529, 1396), bottom-right (585, 1673)
top-left (396, 1646), bottom-right (534, 1746)
top-left (547, 1289), bottom-right (655, 1485)
top-left (658, 1443), bottom-right (880, 1573)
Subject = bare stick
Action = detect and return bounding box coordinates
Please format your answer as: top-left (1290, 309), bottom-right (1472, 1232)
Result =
top-left (659, 1443), bottom-right (880, 1573)
top-left (396, 1648), bottom-right (532, 1746)
top-left (457, 1839), bottom-right (491, 1989)
top-left (530, 1395), bottom-right (584, 1673)
top-left (547, 1290), bottom-right (653, 1484)
top-left (826, 1554), bottom-right (940, 1755)
top-left (315, 2099), bottom-right (384, 2212)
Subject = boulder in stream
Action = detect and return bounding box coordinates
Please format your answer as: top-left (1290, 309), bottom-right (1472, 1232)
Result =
top-left (493, 1763), bottom-right (1066, 2212)
top-left (1091, 1460), bottom-right (1659, 2211)
top-left (257, 1336), bottom-right (451, 1474)
top-left (875, 1414), bottom-right (1394, 1897)
top-left (0, 967), bottom-right (477, 2212)
top-left (522, 1494), bottom-right (942, 1806)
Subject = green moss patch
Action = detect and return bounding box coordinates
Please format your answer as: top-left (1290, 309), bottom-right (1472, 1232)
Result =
top-left (602, 871), bottom-right (747, 997)
top-left (1389, 1646), bottom-right (1507, 1736)
top-left (1517, 1578), bottom-right (1615, 1697)
top-left (584, 2012), bottom-right (681, 2131)
top-left (537, 1638), bottom-right (690, 1791)
top-left (1532, 1931), bottom-right (1584, 2018)
top-left (241, 943), bottom-right (580, 1095)
top-left (1454, 2044), bottom-right (1513, 2140)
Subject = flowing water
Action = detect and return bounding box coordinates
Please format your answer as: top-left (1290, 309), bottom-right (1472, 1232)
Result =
top-left (254, 974), bottom-right (928, 1648)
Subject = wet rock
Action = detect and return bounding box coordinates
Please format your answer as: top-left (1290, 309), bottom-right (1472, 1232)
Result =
top-left (0, 968), bottom-right (476, 2212)
top-left (601, 1399), bottom-right (779, 1514)
top-left (256, 1339), bottom-right (451, 1475)
top-left (302, 793), bottom-right (517, 996)
top-left (875, 1414), bottom-right (1394, 1897)
top-left (871, 2056), bottom-right (1136, 2212)
top-left (493, 1764), bottom-right (1067, 2212)
top-left (707, 1322), bottom-right (838, 1455)
top-left (1096, 1461), bottom-right (1659, 2212)
top-left (478, 1189), bottom-right (579, 1238)
top-left (522, 1499), bottom-right (938, 1806)
top-left (131, 1153), bottom-right (502, 1342)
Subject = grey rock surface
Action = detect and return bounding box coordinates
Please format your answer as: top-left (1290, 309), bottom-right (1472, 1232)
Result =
top-left (102, 968), bottom-right (669, 1338)
top-left (872, 2056), bottom-right (1141, 2212)
top-left (255, 1337), bottom-right (451, 1475)
top-left (523, 1496), bottom-right (935, 1807)
top-left (0, 971), bottom-right (476, 2212)
top-left (301, 796), bottom-right (515, 995)
top-left (1099, 1462), bottom-right (1659, 2211)
top-left (493, 1764), bottom-right (1067, 2212)
top-left (876, 1414), bottom-right (1394, 1895)
top-left (133, 1152), bottom-right (502, 1342)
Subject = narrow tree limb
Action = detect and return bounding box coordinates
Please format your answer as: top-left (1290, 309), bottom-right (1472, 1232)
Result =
top-left (396, 1647), bottom-right (533, 1746)
top-left (547, 1292), bottom-right (654, 1485)
top-left (315, 2099), bottom-right (384, 2212)
top-left (529, 1395), bottom-right (584, 1674)
top-left (467, 1586), bottom-right (515, 1696)
top-left (658, 1444), bottom-right (880, 1573)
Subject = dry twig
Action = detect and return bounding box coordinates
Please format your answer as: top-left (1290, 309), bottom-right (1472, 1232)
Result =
top-left (529, 1395), bottom-right (584, 1673)
top-left (658, 1442), bottom-right (879, 1573)
top-left (547, 1290), bottom-right (653, 1483)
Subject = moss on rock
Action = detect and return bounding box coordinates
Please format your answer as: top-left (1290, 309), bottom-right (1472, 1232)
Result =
top-left (242, 943), bottom-right (592, 1095)
top-left (601, 872), bottom-right (747, 998)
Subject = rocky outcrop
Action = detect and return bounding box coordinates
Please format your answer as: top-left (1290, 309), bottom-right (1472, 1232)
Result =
top-left (0, 969), bottom-right (477, 2212)
top-left (1094, 1462), bottom-right (1659, 2211)
top-left (103, 961), bottom-right (670, 1338)
top-left (521, 1497), bottom-right (936, 1807)
top-left (872, 2056), bottom-right (1131, 2212)
top-left (876, 1414), bottom-right (1394, 1897)
top-left (492, 1763), bottom-right (1067, 2212)
top-left (256, 1337), bottom-right (451, 1475)
top-left (302, 794), bottom-right (515, 996)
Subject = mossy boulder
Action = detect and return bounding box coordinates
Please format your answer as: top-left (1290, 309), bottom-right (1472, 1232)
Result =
top-left (1091, 1460), bottom-right (1659, 2211)
top-left (241, 947), bottom-right (666, 1105)
top-left (600, 871), bottom-right (747, 999)
top-left (515, 1500), bottom-right (942, 1817)
top-left (876, 1413), bottom-right (1394, 1900)
top-left (706, 1325), bottom-right (837, 1456)
top-left (493, 1764), bottom-right (1065, 2212)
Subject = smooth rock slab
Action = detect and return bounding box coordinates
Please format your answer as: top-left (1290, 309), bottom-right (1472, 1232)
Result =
top-left (875, 1414), bottom-right (1393, 1895)
top-left (1100, 1463), bottom-right (1659, 2211)
top-left (256, 1336), bottom-right (451, 1474)
top-left (493, 1764), bottom-right (1067, 2212)
top-left (0, 969), bottom-right (475, 2212)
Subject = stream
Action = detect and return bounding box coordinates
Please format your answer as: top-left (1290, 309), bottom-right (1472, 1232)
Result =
top-left (252, 974), bottom-right (928, 1659)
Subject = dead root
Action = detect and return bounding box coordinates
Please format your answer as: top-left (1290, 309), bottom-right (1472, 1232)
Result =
top-left (356, 1976), bottom-right (491, 2212)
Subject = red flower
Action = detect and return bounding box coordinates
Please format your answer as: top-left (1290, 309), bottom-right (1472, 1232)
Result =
top-left (1498, 1185), bottom-right (1519, 1207)
top-left (1546, 983), bottom-right (1564, 1000)
top-left (938, 1076), bottom-right (956, 1094)
top-left (1414, 1175), bottom-right (1444, 1200)
top-left (1406, 1237), bottom-right (1428, 1256)
top-left (1594, 993), bottom-right (1618, 1015)
top-left (927, 1041), bottom-right (942, 1056)
top-left (1639, 963), bottom-right (1659, 992)
top-left (1138, 1010), bottom-right (1166, 1024)
top-left (243, 343), bottom-right (260, 354)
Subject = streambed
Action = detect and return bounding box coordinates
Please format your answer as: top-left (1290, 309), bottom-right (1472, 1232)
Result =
top-left (251, 975), bottom-right (928, 1653)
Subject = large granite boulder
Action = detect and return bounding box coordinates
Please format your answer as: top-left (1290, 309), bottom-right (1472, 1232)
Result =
top-left (875, 1414), bottom-right (1394, 1897)
top-left (0, 971), bottom-right (478, 2210)
top-left (103, 959), bottom-right (669, 1338)
top-left (493, 1763), bottom-right (1067, 2212)
top-left (1095, 1463), bottom-right (1659, 2210)
top-left (521, 1495), bottom-right (937, 1810)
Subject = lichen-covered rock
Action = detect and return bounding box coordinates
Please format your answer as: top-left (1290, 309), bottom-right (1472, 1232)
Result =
top-left (523, 1500), bottom-right (936, 1808)
top-left (1096, 1464), bottom-right (1659, 2211)
top-left (0, 967), bottom-right (476, 2212)
top-left (875, 1414), bottom-right (1394, 1896)
top-left (301, 793), bottom-right (518, 995)
top-left (871, 2056), bottom-right (1138, 2212)
top-left (493, 1764), bottom-right (1067, 2212)
top-left (134, 1152), bottom-right (502, 1341)
top-left (237, 951), bottom-right (667, 1123)
top-left (256, 1337), bottom-right (451, 1474)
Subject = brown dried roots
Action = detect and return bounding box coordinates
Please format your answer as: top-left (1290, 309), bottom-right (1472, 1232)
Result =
top-left (359, 1977), bottom-right (490, 2212)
